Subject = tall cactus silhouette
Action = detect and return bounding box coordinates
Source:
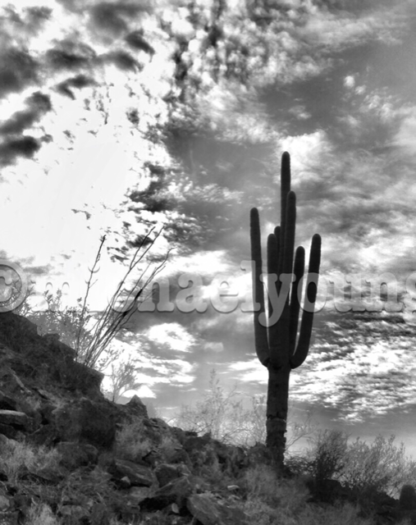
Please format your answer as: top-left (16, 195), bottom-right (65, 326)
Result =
top-left (250, 151), bottom-right (321, 467)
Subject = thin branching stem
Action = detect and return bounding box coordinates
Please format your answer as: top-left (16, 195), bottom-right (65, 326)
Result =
top-left (75, 234), bottom-right (106, 358)
top-left (81, 227), bottom-right (168, 369)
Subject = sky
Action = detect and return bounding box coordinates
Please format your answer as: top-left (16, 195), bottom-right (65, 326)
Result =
top-left (1, 0), bottom-right (416, 457)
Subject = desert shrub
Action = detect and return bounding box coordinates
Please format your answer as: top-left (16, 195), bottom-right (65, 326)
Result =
top-left (114, 419), bottom-right (153, 462)
top-left (57, 465), bottom-right (118, 517)
top-left (243, 464), bottom-right (373, 525)
top-left (0, 439), bottom-right (61, 484)
top-left (157, 434), bottom-right (180, 460)
top-left (243, 464), bottom-right (284, 507)
top-left (24, 503), bottom-right (61, 525)
top-left (172, 369), bottom-right (252, 445)
top-left (306, 429), bottom-right (349, 487)
top-left (340, 435), bottom-right (416, 498)
top-left (171, 368), bottom-right (314, 448)
top-left (287, 429), bottom-right (416, 500)
top-left (19, 230), bottom-right (167, 375)
top-left (242, 464), bottom-right (372, 525)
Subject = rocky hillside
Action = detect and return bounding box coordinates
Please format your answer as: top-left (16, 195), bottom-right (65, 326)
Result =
top-left (1, 311), bottom-right (416, 525)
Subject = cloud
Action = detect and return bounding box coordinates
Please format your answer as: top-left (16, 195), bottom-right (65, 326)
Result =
top-left (0, 47), bottom-right (38, 98)
top-left (46, 40), bottom-right (96, 71)
top-left (393, 106), bottom-right (416, 156)
top-left (0, 136), bottom-right (41, 167)
top-left (0, 92), bottom-right (51, 135)
top-left (24, 6), bottom-right (52, 32)
top-left (278, 130), bottom-right (333, 177)
top-left (344, 75), bottom-right (355, 88)
top-left (125, 31), bottom-right (154, 54)
top-left (0, 5), bottom-right (51, 45)
top-left (89, 2), bottom-right (151, 37)
top-left (203, 341), bottom-right (224, 353)
top-left (56, 74), bottom-right (96, 99)
top-left (102, 50), bottom-right (140, 71)
top-left (144, 322), bottom-right (197, 353)
top-left (298, 310), bottom-right (416, 422)
top-left (297, 1), bottom-right (408, 49)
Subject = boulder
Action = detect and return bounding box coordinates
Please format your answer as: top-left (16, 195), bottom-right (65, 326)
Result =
top-left (187, 493), bottom-right (250, 525)
top-left (154, 463), bottom-right (182, 487)
top-left (0, 390), bottom-right (17, 411)
top-left (0, 409), bottom-right (33, 430)
top-left (141, 475), bottom-right (194, 510)
top-left (123, 395), bottom-right (148, 418)
top-left (108, 458), bottom-right (155, 487)
top-left (53, 398), bottom-right (116, 449)
top-left (56, 441), bottom-right (98, 470)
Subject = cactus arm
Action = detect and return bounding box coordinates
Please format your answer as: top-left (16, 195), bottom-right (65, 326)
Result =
top-left (267, 230), bottom-right (279, 276)
top-left (250, 207), bottom-right (270, 367)
top-left (289, 246), bottom-right (305, 356)
top-left (267, 232), bottom-right (279, 301)
top-left (282, 191), bottom-right (296, 276)
top-left (290, 233), bottom-right (321, 369)
top-left (278, 153), bottom-right (291, 278)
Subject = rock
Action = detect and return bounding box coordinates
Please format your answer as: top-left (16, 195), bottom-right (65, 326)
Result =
top-left (43, 333), bottom-right (61, 343)
top-left (183, 434), bottom-right (218, 469)
top-left (124, 395), bottom-right (148, 418)
top-left (89, 501), bottom-right (111, 525)
top-left (27, 423), bottom-right (59, 447)
top-left (0, 423), bottom-right (19, 440)
top-left (0, 390), bottom-right (17, 411)
top-left (400, 484), bottom-right (416, 510)
top-left (26, 463), bottom-right (68, 483)
top-left (108, 458), bottom-right (155, 487)
top-left (0, 409), bottom-right (33, 431)
top-left (58, 503), bottom-right (89, 523)
top-left (154, 463), bottom-right (182, 487)
top-left (141, 476), bottom-right (194, 510)
top-left (211, 440), bottom-right (247, 476)
top-left (56, 441), bottom-right (98, 470)
top-left (53, 398), bottom-right (116, 449)
top-left (187, 493), bottom-right (250, 525)
top-left (127, 486), bottom-right (152, 505)
top-left (0, 510), bottom-right (19, 524)
top-left (169, 426), bottom-right (188, 445)
top-left (0, 494), bottom-right (11, 511)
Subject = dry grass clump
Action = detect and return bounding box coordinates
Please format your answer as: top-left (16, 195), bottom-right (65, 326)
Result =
top-left (157, 434), bottom-right (179, 457)
top-left (114, 419), bottom-right (153, 462)
top-left (23, 503), bottom-right (61, 525)
top-left (0, 438), bottom-right (61, 483)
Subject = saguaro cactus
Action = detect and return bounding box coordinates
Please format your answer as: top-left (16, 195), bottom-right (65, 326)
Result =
top-left (250, 151), bottom-right (321, 468)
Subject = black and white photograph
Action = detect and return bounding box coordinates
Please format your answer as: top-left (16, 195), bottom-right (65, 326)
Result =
top-left (1, 0), bottom-right (416, 523)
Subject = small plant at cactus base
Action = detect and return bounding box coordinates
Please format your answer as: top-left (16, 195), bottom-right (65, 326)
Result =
top-left (250, 151), bottom-right (321, 469)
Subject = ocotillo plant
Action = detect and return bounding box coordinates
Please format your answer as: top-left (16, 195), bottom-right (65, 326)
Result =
top-left (250, 151), bottom-right (321, 468)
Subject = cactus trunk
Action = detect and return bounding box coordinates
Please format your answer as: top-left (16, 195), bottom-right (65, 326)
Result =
top-left (266, 364), bottom-right (291, 466)
top-left (250, 152), bottom-right (321, 469)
